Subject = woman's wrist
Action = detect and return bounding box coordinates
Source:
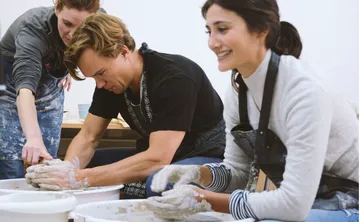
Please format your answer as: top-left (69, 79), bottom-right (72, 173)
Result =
top-left (193, 187), bottom-right (208, 202)
top-left (199, 166), bottom-right (213, 186)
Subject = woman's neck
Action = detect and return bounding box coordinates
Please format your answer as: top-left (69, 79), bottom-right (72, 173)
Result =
top-left (237, 48), bottom-right (267, 79)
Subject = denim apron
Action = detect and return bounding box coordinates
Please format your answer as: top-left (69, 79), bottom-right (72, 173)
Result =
top-left (231, 51), bottom-right (358, 211)
top-left (0, 58), bottom-right (65, 178)
top-left (122, 43), bottom-right (225, 198)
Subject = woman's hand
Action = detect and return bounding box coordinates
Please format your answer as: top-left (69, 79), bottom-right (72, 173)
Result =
top-left (150, 165), bottom-right (201, 193)
top-left (58, 74), bottom-right (72, 92)
top-left (145, 185), bottom-right (211, 220)
top-left (22, 137), bottom-right (53, 165)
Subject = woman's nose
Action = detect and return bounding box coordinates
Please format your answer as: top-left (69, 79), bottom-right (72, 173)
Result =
top-left (208, 35), bottom-right (220, 51)
top-left (68, 29), bottom-right (75, 39)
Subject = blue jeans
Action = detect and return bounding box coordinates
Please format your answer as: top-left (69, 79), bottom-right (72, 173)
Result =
top-left (145, 156), bottom-right (223, 197)
top-left (0, 160), bottom-right (24, 179)
top-left (261, 208), bottom-right (359, 222)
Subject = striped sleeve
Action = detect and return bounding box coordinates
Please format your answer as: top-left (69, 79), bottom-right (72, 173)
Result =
top-left (229, 190), bottom-right (258, 220)
top-left (203, 163), bottom-right (232, 192)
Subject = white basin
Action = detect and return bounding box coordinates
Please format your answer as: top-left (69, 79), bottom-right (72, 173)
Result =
top-left (70, 199), bottom-right (254, 222)
top-left (0, 192), bottom-right (77, 222)
top-left (0, 178), bottom-right (123, 205)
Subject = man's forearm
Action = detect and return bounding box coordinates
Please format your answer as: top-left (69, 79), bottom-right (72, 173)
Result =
top-left (64, 131), bottom-right (98, 168)
top-left (80, 150), bottom-right (165, 186)
top-left (17, 89), bottom-right (42, 141)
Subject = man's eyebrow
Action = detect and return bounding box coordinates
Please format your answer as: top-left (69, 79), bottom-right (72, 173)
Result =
top-left (92, 68), bottom-right (104, 77)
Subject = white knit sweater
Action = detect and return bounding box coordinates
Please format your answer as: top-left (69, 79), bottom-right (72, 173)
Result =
top-left (218, 50), bottom-right (359, 221)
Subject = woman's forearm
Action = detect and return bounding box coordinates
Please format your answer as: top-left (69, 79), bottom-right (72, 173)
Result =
top-left (16, 89), bottom-right (43, 141)
top-left (199, 166), bottom-right (214, 186)
top-left (195, 188), bottom-right (231, 213)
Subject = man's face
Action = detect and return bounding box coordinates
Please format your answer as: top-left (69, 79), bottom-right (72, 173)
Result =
top-left (77, 48), bottom-right (132, 94)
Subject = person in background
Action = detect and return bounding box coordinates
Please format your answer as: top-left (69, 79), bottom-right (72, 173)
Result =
top-left (0, 0), bottom-right (102, 179)
top-left (25, 14), bottom-right (225, 198)
top-left (149, 0), bottom-right (359, 221)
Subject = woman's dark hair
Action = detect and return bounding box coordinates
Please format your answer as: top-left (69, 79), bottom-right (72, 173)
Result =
top-left (201, 0), bottom-right (302, 59)
top-left (55, 0), bottom-right (100, 13)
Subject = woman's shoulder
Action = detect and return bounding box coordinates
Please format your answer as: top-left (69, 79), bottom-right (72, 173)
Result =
top-left (278, 55), bottom-right (327, 93)
top-left (16, 7), bottom-right (53, 28)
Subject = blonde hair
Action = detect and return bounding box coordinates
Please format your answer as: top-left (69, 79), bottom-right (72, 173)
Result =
top-left (55, 0), bottom-right (100, 13)
top-left (64, 14), bottom-right (136, 80)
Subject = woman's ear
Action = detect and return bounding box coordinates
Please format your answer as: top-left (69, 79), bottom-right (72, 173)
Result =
top-left (258, 28), bottom-right (269, 39)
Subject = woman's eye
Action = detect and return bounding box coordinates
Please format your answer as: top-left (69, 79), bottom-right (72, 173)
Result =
top-left (218, 27), bottom-right (228, 33)
top-left (205, 30), bottom-right (211, 35)
top-left (64, 21), bottom-right (72, 27)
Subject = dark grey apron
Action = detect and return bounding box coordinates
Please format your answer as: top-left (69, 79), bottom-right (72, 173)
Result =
top-left (231, 51), bottom-right (358, 211)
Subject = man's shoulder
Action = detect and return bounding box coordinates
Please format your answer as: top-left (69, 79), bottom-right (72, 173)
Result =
top-left (146, 52), bottom-right (205, 86)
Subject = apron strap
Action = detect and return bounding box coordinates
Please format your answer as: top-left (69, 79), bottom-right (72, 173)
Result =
top-left (258, 52), bottom-right (280, 131)
top-left (236, 74), bottom-right (253, 131)
top-left (255, 52), bottom-right (280, 151)
top-left (236, 52), bottom-right (280, 135)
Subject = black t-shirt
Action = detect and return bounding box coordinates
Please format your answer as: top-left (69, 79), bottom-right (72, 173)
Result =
top-left (90, 50), bottom-right (224, 159)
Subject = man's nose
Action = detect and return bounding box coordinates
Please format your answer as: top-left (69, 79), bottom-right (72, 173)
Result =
top-left (95, 79), bottom-right (106, 89)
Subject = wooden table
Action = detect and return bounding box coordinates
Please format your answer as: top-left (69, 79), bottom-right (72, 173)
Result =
top-left (62, 120), bottom-right (128, 130)
top-left (59, 120), bottom-right (139, 159)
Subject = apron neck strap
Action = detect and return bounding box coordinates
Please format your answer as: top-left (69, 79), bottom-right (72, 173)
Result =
top-left (237, 51), bottom-right (281, 130)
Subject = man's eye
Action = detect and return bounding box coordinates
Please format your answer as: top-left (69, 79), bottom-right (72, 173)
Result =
top-left (98, 71), bottom-right (105, 76)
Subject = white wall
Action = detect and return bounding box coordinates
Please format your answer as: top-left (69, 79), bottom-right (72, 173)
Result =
top-left (1, 0), bottom-right (359, 113)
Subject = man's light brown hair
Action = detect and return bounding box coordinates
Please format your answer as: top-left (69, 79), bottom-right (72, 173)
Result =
top-left (64, 14), bottom-right (136, 80)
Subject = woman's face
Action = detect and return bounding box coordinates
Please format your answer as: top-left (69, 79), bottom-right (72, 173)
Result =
top-left (77, 48), bottom-right (134, 94)
top-left (55, 6), bottom-right (93, 46)
top-left (205, 4), bottom-right (266, 72)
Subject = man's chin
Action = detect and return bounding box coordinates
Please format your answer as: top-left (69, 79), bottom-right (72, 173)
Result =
top-left (107, 89), bottom-right (122, 94)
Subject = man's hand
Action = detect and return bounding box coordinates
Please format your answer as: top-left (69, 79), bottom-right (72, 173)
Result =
top-left (151, 165), bottom-right (201, 193)
top-left (25, 158), bottom-right (88, 191)
top-left (22, 138), bottom-right (53, 165)
top-left (144, 185), bottom-right (211, 220)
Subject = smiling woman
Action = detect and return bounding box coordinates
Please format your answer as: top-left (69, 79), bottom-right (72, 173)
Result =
top-left (0, 0), bottom-right (102, 180)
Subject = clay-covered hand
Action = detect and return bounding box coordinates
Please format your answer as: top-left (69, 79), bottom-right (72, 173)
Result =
top-left (25, 159), bottom-right (63, 188)
top-left (25, 158), bottom-right (88, 191)
top-left (150, 165), bottom-right (201, 193)
top-left (144, 185), bottom-right (211, 220)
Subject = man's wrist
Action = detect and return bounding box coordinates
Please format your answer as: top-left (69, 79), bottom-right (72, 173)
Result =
top-left (75, 168), bottom-right (89, 186)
